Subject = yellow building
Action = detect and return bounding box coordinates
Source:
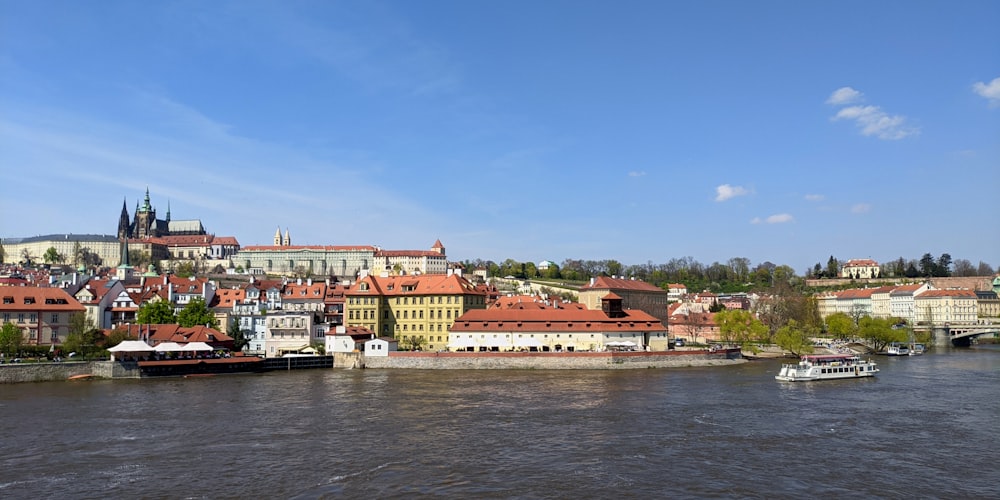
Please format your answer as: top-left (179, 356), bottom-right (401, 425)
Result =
top-left (345, 272), bottom-right (487, 351)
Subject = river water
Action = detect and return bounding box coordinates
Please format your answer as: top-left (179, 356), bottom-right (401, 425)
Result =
top-left (2, 346), bottom-right (998, 499)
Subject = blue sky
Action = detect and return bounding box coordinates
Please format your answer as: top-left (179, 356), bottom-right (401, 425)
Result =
top-left (2, 1), bottom-right (998, 274)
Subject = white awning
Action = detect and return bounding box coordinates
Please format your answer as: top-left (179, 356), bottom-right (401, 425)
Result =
top-left (108, 340), bottom-right (155, 352)
top-left (181, 342), bottom-right (214, 352)
top-left (154, 342), bottom-right (184, 352)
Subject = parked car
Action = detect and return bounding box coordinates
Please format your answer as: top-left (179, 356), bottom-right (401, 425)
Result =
top-left (674, 338), bottom-right (685, 347)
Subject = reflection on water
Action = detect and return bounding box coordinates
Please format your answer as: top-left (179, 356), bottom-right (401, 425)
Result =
top-left (1, 347), bottom-right (998, 498)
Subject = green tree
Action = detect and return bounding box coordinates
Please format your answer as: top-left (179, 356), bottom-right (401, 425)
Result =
top-left (936, 253), bottom-right (953, 277)
top-left (137, 300), bottom-right (177, 324)
top-left (825, 312), bottom-right (856, 339)
top-left (858, 316), bottom-right (905, 353)
top-left (400, 334), bottom-right (427, 351)
top-left (0, 322), bottom-right (24, 357)
top-left (43, 246), bottom-right (64, 264)
top-left (228, 321), bottom-right (249, 351)
top-left (177, 297), bottom-right (218, 328)
top-left (919, 253), bottom-right (936, 277)
top-left (773, 319), bottom-right (816, 356)
top-left (715, 310), bottom-right (768, 349)
top-left (62, 312), bottom-right (100, 359)
top-left (103, 326), bottom-right (136, 350)
top-left (826, 256), bottom-right (839, 278)
top-left (175, 261), bottom-right (195, 278)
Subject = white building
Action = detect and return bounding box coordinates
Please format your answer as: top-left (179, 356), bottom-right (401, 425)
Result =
top-left (364, 337), bottom-right (398, 357)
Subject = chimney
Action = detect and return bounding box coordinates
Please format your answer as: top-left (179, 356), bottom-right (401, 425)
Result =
top-left (307, 278), bottom-right (312, 286)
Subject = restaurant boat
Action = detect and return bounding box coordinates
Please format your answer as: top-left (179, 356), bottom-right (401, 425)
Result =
top-left (775, 354), bottom-right (878, 382)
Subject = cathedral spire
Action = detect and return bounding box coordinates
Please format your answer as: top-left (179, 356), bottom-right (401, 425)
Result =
top-left (118, 198), bottom-right (131, 239)
top-left (166, 199), bottom-right (171, 222)
top-left (141, 187), bottom-right (152, 212)
top-left (274, 227), bottom-right (282, 246)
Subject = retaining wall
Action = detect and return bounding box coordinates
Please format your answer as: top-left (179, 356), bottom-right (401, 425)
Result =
top-left (0, 362), bottom-right (98, 384)
top-left (362, 349), bottom-right (743, 370)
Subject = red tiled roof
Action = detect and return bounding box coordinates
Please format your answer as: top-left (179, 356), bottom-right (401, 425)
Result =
top-left (347, 273), bottom-right (484, 297)
top-left (915, 289), bottom-right (977, 298)
top-left (844, 259), bottom-right (879, 267)
top-left (580, 276), bottom-right (664, 292)
top-left (0, 287), bottom-right (84, 312)
top-left (239, 245), bottom-right (377, 252)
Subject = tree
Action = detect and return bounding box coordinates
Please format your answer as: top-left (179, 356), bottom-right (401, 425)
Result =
top-left (128, 250), bottom-right (152, 270)
top-left (400, 334), bottom-right (427, 351)
top-left (62, 312), bottom-right (100, 359)
top-left (977, 261), bottom-right (995, 276)
top-left (826, 256), bottom-right (839, 278)
top-left (80, 248), bottom-right (102, 268)
top-left (72, 241), bottom-right (83, 266)
top-left (0, 322), bottom-right (24, 357)
top-left (103, 327), bottom-right (136, 350)
top-left (858, 316), bottom-right (905, 353)
top-left (773, 320), bottom-right (816, 356)
top-left (175, 261), bottom-right (195, 278)
top-left (715, 310), bottom-right (768, 349)
top-left (137, 300), bottom-right (177, 324)
top-left (43, 246), bottom-right (65, 265)
top-left (936, 253), bottom-right (953, 277)
top-left (20, 248), bottom-right (33, 265)
top-left (825, 312), bottom-right (856, 339)
top-left (177, 297), bottom-right (218, 328)
top-left (919, 253), bottom-right (936, 277)
top-left (952, 259), bottom-right (976, 277)
top-left (228, 321), bottom-right (249, 351)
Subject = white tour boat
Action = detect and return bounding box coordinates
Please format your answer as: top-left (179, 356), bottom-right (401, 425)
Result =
top-left (886, 342), bottom-right (910, 356)
top-left (775, 354), bottom-right (879, 382)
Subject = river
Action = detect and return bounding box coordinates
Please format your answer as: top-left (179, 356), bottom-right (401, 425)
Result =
top-left (2, 346), bottom-right (998, 499)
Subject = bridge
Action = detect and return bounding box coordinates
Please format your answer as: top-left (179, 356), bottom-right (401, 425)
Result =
top-left (945, 325), bottom-right (1000, 347)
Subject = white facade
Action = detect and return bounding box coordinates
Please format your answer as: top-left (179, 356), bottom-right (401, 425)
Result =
top-left (915, 291), bottom-right (979, 324)
top-left (890, 284), bottom-right (932, 323)
top-left (364, 337), bottom-right (397, 357)
top-left (263, 311), bottom-right (314, 357)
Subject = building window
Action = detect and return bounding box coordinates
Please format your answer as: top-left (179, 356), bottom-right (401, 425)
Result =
top-left (51, 314), bottom-right (59, 323)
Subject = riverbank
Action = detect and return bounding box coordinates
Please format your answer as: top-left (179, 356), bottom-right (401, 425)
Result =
top-left (362, 348), bottom-right (744, 369)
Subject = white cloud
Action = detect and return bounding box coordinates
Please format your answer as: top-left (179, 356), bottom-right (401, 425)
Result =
top-left (750, 214), bottom-right (794, 224)
top-left (804, 194), bottom-right (824, 202)
top-left (826, 87), bottom-right (863, 105)
top-left (833, 105), bottom-right (917, 140)
top-left (972, 77), bottom-right (1000, 107)
top-left (715, 184), bottom-right (750, 202)
top-left (766, 213), bottom-right (794, 224)
top-left (851, 203), bottom-right (872, 214)
top-left (628, 171), bottom-right (646, 177)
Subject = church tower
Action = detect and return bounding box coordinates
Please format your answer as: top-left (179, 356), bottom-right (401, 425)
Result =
top-left (274, 227), bottom-right (282, 246)
top-left (432, 239), bottom-right (445, 256)
top-left (283, 229), bottom-right (291, 246)
top-left (117, 198), bottom-right (131, 239)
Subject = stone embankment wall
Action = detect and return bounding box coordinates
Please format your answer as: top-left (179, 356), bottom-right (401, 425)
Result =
top-left (0, 361), bottom-right (141, 384)
top-left (333, 352), bottom-right (363, 369)
top-left (1, 362), bottom-right (93, 384)
top-left (362, 349), bottom-right (743, 370)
